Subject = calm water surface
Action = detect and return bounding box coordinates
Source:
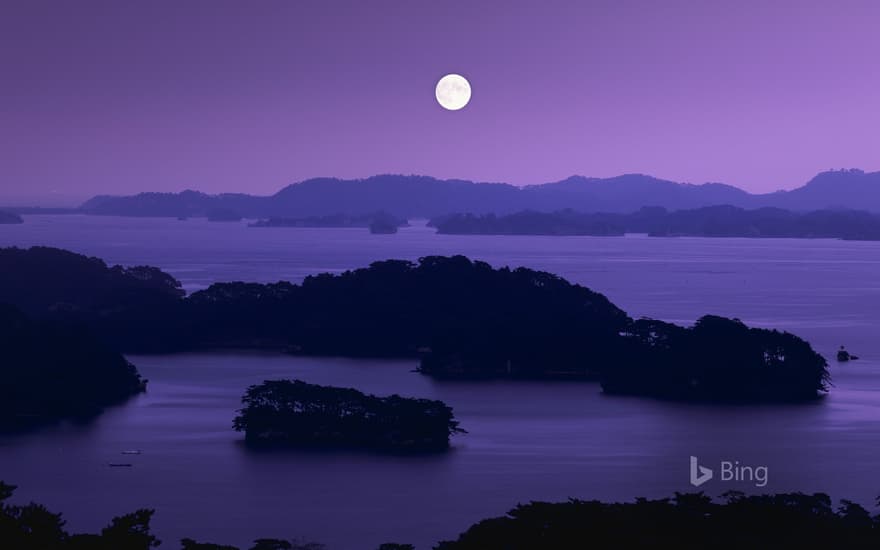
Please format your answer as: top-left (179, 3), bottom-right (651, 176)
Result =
top-left (2, 216), bottom-right (880, 549)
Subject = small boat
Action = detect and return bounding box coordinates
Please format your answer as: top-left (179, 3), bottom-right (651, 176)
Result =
top-left (108, 463), bottom-right (133, 467)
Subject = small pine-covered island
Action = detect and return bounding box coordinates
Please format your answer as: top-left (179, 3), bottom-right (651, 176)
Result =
top-left (0, 211), bottom-right (24, 224)
top-left (233, 380), bottom-right (465, 452)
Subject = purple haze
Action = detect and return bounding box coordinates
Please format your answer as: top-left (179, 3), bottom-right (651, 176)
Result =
top-left (1, 0), bottom-right (878, 205)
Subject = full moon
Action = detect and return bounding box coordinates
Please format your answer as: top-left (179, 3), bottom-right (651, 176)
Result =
top-left (435, 74), bottom-right (471, 111)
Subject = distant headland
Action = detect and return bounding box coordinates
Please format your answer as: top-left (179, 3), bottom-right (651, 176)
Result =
top-left (0, 211), bottom-right (23, 224)
top-left (430, 205), bottom-right (880, 240)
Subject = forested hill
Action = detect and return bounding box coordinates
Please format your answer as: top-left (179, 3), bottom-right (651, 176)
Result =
top-left (0, 246), bottom-right (829, 402)
top-left (0, 303), bottom-right (146, 432)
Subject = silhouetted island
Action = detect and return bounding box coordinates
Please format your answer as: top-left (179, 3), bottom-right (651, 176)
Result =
top-left (0, 246), bottom-right (829, 403)
top-left (249, 211), bottom-right (408, 231)
top-left (0, 211), bottom-right (23, 224)
top-left (431, 205), bottom-right (880, 240)
top-left (233, 380), bottom-right (464, 452)
top-left (0, 303), bottom-right (147, 432)
top-left (5, 480), bottom-right (880, 549)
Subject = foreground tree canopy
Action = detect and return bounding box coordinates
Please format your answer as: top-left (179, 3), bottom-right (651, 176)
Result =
top-left (436, 492), bottom-right (880, 549)
top-left (0, 480), bottom-right (389, 549)
top-left (0, 303), bottom-right (146, 432)
top-left (5, 481), bottom-right (880, 549)
top-left (0, 246), bottom-right (830, 402)
top-left (233, 380), bottom-right (464, 452)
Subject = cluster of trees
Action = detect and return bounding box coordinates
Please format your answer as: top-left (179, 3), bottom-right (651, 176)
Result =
top-left (233, 380), bottom-right (464, 452)
top-left (0, 247), bottom-right (184, 317)
top-left (602, 316), bottom-right (831, 401)
top-left (0, 247), bottom-right (185, 352)
top-left (0, 247), bottom-right (830, 403)
top-left (431, 205), bottom-right (880, 240)
top-left (1, 481), bottom-right (162, 549)
top-left (0, 303), bottom-right (147, 432)
top-left (0, 211), bottom-right (24, 224)
top-left (181, 255), bottom-right (630, 368)
top-left (0, 481), bottom-right (412, 549)
top-left (436, 491), bottom-right (880, 549)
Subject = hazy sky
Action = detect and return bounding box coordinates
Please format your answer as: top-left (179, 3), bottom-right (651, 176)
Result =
top-left (1, 0), bottom-right (878, 205)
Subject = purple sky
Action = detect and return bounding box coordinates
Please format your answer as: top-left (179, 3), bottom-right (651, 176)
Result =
top-left (1, 0), bottom-right (878, 205)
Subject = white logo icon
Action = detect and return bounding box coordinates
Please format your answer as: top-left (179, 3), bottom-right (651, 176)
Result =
top-left (690, 455), bottom-right (713, 487)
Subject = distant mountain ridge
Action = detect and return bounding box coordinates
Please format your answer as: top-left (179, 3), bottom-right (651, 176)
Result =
top-left (78, 169), bottom-right (880, 218)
